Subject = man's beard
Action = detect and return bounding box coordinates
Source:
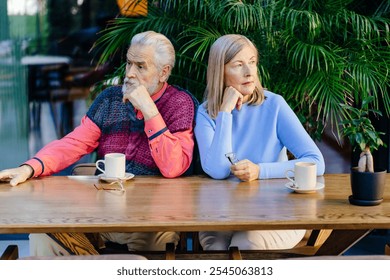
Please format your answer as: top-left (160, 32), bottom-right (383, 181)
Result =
top-left (122, 77), bottom-right (160, 96)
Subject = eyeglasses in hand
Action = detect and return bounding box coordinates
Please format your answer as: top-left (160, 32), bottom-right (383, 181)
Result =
top-left (225, 152), bottom-right (239, 165)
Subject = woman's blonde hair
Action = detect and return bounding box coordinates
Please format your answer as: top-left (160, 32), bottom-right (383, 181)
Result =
top-left (204, 34), bottom-right (264, 118)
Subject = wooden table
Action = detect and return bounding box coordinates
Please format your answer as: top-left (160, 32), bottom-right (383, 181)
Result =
top-left (0, 174), bottom-right (389, 256)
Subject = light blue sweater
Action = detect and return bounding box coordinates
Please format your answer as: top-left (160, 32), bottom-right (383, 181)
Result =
top-left (195, 90), bottom-right (325, 179)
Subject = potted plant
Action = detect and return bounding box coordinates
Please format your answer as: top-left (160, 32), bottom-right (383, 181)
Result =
top-left (341, 96), bottom-right (387, 206)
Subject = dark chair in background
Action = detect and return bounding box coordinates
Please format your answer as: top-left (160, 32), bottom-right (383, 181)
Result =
top-left (28, 61), bottom-right (113, 138)
top-left (28, 62), bottom-right (70, 137)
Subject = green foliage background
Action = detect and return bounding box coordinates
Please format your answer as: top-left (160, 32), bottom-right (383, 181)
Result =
top-left (93, 0), bottom-right (390, 141)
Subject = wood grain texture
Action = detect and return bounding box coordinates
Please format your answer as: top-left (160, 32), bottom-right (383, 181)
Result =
top-left (0, 174), bottom-right (389, 233)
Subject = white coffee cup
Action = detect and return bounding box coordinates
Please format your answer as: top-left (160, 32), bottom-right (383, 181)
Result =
top-left (95, 153), bottom-right (126, 178)
top-left (285, 162), bottom-right (317, 190)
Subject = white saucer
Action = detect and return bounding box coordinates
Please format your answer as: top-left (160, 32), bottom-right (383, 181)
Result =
top-left (98, 173), bottom-right (135, 183)
top-left (285, 182), bottom-right (324, 193)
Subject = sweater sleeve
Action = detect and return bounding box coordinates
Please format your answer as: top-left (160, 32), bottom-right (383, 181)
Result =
top-left (258, 96), bottom-right (325, 179)
top-left (194, 107), bottom-right (233, 179)
top-left (24, 116), bottom-right (101, 177)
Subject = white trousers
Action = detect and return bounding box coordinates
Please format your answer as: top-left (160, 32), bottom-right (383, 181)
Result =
top-left (29, 232), bottom-right (179, 256)
top-left (199, 148), bottom-right (303, 251)
top-left (199, 230), bottom-right (306, 250)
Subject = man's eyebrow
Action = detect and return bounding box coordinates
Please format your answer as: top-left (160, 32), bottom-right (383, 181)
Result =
top-left (126, 59), bottom-right (147, 66)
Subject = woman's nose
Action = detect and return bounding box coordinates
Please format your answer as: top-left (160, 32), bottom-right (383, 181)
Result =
top-left (243, 64), bottom-right (252, 76)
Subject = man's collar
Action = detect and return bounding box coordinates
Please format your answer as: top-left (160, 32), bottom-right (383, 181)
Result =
top-left (151, 82), bottom-right (168, 102)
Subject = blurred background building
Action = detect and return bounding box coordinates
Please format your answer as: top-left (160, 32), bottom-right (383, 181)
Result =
top-left (0, 0), bottom-right (119, 170)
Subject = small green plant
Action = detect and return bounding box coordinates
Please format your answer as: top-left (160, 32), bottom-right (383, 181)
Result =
top-left (341, 96), bottom-right (387, 172)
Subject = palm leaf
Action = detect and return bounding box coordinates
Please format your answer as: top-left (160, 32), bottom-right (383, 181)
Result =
top-left (180, 26), bottom-right (221, 61)
top-left (91, 0), bottom-right (390, 140)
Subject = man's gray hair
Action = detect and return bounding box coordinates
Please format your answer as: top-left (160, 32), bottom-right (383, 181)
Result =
top-left (131, 31), bottom-right (175, 73)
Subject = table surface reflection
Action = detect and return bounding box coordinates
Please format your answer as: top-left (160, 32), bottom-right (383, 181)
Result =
top-left (0, 174), bottom-right (389, 234)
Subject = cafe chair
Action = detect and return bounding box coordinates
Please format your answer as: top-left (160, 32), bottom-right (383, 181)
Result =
top-left (70, 163), bottom-right (97, 176)
top-left (188, 229), bottom-right (333, 259)
top-left (28, 63), bottom-right (70, 137)
top-left (286, 255), bottom-right (390, 260)
top-left (248, 229), bottom-right (332, 259)
top-left (29, 62), bottom-right (112, 138)
top-left (286, 229), bottom-right (333, 255)
top-left (0, 245), bottom-right (19, 260)
top-left (0, 244), bottom-right (147, 260)
top-left (159, 243), bottom-right (242, 260)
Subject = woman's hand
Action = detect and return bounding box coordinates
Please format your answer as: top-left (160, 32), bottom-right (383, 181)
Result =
top-left (220, 86), bottom-right (243, 113)
top-left (230, 159), bottom-right (260, 182)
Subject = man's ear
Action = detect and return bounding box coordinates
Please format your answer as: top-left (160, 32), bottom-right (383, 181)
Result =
top-left (159, 65), bottom-right (171, 82)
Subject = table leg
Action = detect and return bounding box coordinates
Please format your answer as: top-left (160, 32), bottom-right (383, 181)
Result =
top-left (314, 229), bottom-right (372, 255)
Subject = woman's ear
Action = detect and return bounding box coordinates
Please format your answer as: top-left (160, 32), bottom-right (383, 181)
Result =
top-left (159, 65), bottom-right (171, 82)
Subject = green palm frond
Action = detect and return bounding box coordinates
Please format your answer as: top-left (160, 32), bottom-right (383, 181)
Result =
top-left (283, 35), bottom-right (339, 74)
top-left (180, 26), bottom-right (221, 61)
top-left (281, 6), bottom-right (322, 41)
top-left (93, 17), bottom-right (139, 64)
top-left (296, 69), bottom-right (351, 115)
top-left (333, 8), bottom-right (386, 42)
top-left (373, 0), bottom-right (390, 17)
top-left (216, 1), bottom-right (270, 33)
top-left (171, 51), bottom-right (209, 101)
top-left (94, 3), bottom-right (188, 64)
top-left (92, 0), bottom-right (390, 140)
top-left (342, 38), bottom-right (390, 108)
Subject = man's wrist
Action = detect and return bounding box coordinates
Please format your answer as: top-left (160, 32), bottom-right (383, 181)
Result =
top-left (142, 105), bottom-right (159, 120)
top-left (20, 164), bottom-right (34, 179)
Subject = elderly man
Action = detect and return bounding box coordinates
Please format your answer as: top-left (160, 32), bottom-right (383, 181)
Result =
top-left (0, 31), bottom-right (197, 256)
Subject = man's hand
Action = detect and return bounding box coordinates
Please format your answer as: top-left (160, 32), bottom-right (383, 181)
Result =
top-left (0, 165), bottom-right (33, 186)
top-left (122, 84), bottom-right (159, 120)
top-left (230, 159), bottom-right (260, 182)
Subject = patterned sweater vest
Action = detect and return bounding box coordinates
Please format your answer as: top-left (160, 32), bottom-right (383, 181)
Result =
top-left (86, 85), bottom-right (197, 175)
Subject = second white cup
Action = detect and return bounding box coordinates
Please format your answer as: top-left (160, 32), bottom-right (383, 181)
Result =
top-left (285, 162), bottom-right (317, 190)
top-left (95, 153), bottom-right (126, 178)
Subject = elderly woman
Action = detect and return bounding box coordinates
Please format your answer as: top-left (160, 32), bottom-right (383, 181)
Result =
top-left (194, 34), bottom-right (325, 250)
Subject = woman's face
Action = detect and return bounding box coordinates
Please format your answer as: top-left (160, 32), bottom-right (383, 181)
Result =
top-left (224, 45), bottom-right (258, 97)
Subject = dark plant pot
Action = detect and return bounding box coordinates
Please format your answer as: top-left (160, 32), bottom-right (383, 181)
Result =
top-left (349, 167), bottom-right (386, 206)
